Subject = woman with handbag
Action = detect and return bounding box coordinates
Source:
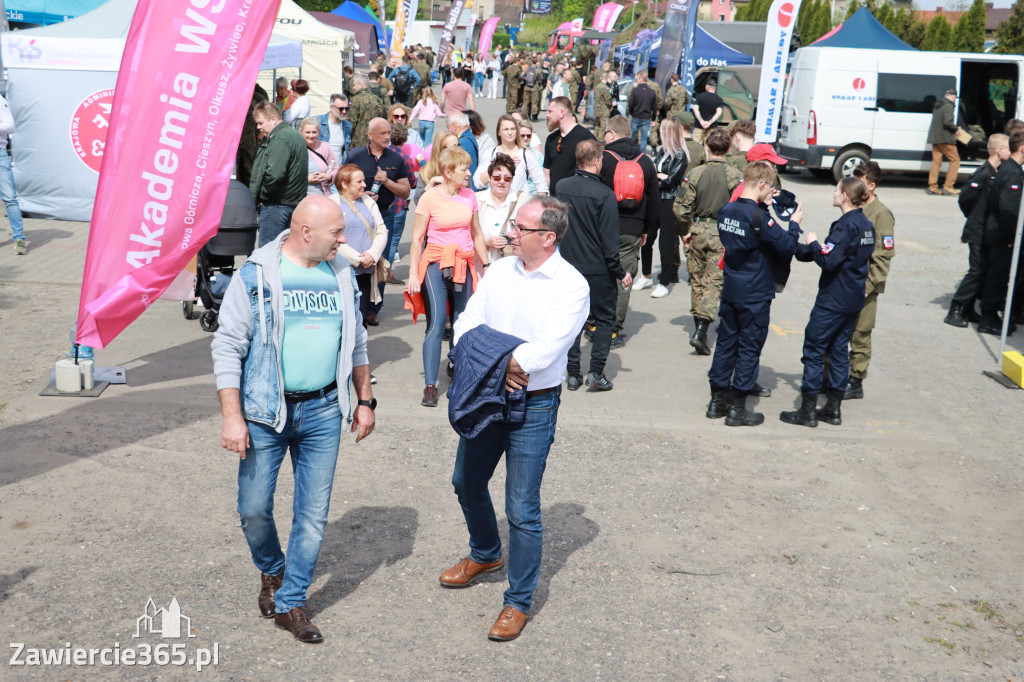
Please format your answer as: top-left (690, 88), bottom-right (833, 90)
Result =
top-left (475, 153), bottom-right (524, 263)
top-left (474, 115), bottom-right (547, 194)
top-left (300, 117), bottom-right (338, 196)
top-left (333, 164), bottom-right (389, 326)
top-left (404, 146), bottom-right (489, 407)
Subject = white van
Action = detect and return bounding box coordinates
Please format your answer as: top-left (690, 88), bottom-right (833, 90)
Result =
top-left (778, 46), bottom-right (1022, 181)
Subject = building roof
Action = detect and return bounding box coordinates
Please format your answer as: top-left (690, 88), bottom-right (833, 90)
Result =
top-left (916, 9), bottom-right (964, 26)
top-left (986, 6), bottom-right (1012, 31)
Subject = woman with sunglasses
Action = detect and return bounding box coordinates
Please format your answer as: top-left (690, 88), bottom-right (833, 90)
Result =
top-left (389, 103), bottom-right (425, 150)
top-left (410, 89), bottom-right (444, 147)
top-left (476, 152), bottom-right (525, 263)
top-left (474, 114), bottom-right (547, 195)
top-left (404, 146), bottom-right (489, 407)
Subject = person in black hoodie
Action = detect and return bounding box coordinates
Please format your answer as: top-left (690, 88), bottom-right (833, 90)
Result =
top-left (600, 115), bottom-right (660, 345)
top-left (945, 133), bottom-right (1009, 328)
top-left (557, 139), bottom-right (632, 392)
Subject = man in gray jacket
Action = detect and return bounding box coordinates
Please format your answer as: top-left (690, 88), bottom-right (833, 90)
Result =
top-left (212, 195), bottom-right (376, 644)
top-left (927, 87), bottom-right (962, 196)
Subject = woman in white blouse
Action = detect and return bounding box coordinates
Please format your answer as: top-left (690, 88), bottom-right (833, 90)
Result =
top-left (474, 114), bottom-right (547, 194)
top-left (475, 152), bottom-right (524, 263)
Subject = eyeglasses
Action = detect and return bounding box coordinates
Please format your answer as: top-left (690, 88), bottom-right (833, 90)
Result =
top-left (392, 113), bottom-right (407, 120)
top-left (508, 219), bottom-right (551, 234)
top-left (491, 174), bottom-right (513, 183)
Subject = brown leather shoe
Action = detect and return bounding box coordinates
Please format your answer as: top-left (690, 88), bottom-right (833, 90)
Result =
top-left (439, 555), bottom-right (504, 588)
top-left (274, 606), bottom-right (323, 643)
top-left (258, 572), bottom-right (283, 618)
top-left (488, 605), bottom-right (528, 641)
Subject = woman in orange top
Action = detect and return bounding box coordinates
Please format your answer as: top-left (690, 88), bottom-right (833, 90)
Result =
top-left (405, 146), bottom-right (489, 407)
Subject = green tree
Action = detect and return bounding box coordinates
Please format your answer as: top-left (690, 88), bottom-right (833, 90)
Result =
top-left (845, 0), bottom-right (861, 20)
top-left (805, 1), bottom-right (832, 43)
top-left (922, 14), bottom-right (953, 51)
top-left (994, 0), bottom-right (1024, 53)
top-left (797, 0), bottom-right (818, 42)
top-left (952, 0), bottom-right (986, 52)
top-left (295, 0), bottom-right (337, 11)
top-left (874, 2), bottom-right (893, 29)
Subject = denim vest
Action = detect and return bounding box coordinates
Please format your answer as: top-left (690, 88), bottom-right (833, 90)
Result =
top-left (238, 262), bottom-right (281, 426)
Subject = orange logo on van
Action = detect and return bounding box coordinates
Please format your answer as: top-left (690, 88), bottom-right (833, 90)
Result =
top-left (777, 2), bottom-right (795, 27)
top-left (852, 78), bottom-right (866, 90)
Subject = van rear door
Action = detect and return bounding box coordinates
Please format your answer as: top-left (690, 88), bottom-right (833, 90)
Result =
top-left (780, 63), bottom-right (814, 146)
top-left (871, 54), bottom-right (959, 170)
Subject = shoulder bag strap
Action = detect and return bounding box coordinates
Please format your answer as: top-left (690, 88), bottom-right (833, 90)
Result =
top-left (343, 197), bottom-right (376, 241)
top-left (309, 147), bottom-right (328, 165)
top-left (499, 192), bottom-right (521, 237)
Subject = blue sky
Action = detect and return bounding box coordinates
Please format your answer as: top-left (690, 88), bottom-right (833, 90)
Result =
top-left (911, 0), bottom-right (1012, 8)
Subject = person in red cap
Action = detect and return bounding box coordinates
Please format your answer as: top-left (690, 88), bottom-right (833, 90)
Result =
top-left (728, 143), bottom-right (787, 202)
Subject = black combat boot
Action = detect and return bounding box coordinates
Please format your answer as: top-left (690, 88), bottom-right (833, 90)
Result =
top-left (706, 385), bottom-right (730, 419)
top-left (817, 389), bottom-right (844, 425)
top-left (977, 309), bottom-right (1003, 335)
top-left (943, 300), bottom-right (968, 328)
top-left (843, 377), bottom-right (864, 400)
top-left (690, 317), bottom-right (711, 355)
top-left (724, 391), bottom-right (764, 427)
top-left (780, 391), bottom-right (819, 428)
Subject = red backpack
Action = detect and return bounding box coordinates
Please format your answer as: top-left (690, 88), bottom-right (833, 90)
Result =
top-left (606, 150), bottom-right (646, 209)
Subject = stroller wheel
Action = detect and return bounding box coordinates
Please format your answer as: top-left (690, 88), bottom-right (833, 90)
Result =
top-left (200, 310), bottom-right (219, 332)
top-left (182, 301), bottom-right (198, 320)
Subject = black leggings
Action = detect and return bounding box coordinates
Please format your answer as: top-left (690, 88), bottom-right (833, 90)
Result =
top-left (355, 272), bottom-right (372, 326)
top-left (640, 198), bottom-right (681, 285)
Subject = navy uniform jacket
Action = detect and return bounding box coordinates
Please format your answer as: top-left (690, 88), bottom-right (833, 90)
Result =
top-left (719, 198), bottom-right (802, 304)
top-left (796, 208), bottom-right (876, 314)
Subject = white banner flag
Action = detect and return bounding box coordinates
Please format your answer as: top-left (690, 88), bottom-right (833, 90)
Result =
top-left (755, 0), bottom-right (803, 143)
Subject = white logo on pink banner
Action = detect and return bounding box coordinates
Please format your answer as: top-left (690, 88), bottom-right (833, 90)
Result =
top-left (70, 89), bottom-right (115, 173)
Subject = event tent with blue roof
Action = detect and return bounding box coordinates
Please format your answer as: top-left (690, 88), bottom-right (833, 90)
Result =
top-left (615, 25), bottom-right (755, 72)
top-left (332, 1), bottom-right (390, 55)
top-left (811, 8), bottom-right (917, 50)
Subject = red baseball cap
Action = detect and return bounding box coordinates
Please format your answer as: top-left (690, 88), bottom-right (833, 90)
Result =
top-left (747, 143), bottom-right (787, 165)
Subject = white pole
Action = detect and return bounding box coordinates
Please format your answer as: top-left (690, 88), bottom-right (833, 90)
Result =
top-left (998, 188), bottom-right (1024, 359)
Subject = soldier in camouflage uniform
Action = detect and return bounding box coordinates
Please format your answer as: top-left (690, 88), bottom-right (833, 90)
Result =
top-left (565, 60), bottom-right (582, 112)
top-left (664, 73), bottom-right (690, 121)
top-left (423, 46), bottom-right (434, 68)
top-left (725, 120), bottom-right (756, 173)
top-left (373, 52), bottom-right (387, 74)
top-left (671, 111), bottom-right (705, 274)
top-left (521, 57), bottom-right (543, 121)
top-left (674, 129), bottom-right (742, 354)
top-left (367, 70), bottom-right (392, 110)
top-left (647, 76), bottom-right (665, 147)
top-left (413, 53), bottom-right (431, 89)
top-left (592, 69), bottom-right (615, 134)
top-left (503, 57), bottom-right (523, 114)
top-left (348, 75), bottom-right (388, 148)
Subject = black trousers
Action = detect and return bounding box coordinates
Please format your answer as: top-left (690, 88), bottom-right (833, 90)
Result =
top-left (981, 243), bottom-right (1014, 312)
top-left (567, 272), bottom-right (617, 377)
top-left (953, 243), bottom-right (989, 308)
top-left (641, 199), bottom-right (681, 283)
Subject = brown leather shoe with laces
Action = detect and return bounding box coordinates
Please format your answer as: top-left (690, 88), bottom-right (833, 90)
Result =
top-left (439, 555), bottom-right (504, 588)
top-left (258, 572), bottom-right (283, 618)
top-left (488, 605), bottom-right (528, 641)
top-left (274, 606), bottom-right (323, 643)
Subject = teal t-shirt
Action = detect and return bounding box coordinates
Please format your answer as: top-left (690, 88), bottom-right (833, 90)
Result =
top-left (280, 255), bottom-right (343, 392)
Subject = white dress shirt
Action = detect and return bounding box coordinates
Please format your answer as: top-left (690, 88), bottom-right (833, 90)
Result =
top-left (453, 251), bottom-right (590, 390)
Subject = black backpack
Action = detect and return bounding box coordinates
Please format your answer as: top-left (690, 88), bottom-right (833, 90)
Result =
top-left (524, 67), bottom-right (537, 86)
top-left (393, 67), bottom-right (412, 95)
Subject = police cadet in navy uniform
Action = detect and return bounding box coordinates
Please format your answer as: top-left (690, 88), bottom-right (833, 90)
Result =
top-left (780, 176), bottom-right (875, 428)
top-left (707, 161), bottom-right (803, 427)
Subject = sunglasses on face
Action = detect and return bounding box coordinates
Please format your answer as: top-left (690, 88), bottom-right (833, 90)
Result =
top-left (520, 133), bottom-right (532, 139)
top-left (337, 106), bottom-right (349, 112)
top-left (491, 173), bottom-right (513, 183)
top-left (392, 113), bottom-right (407, 120)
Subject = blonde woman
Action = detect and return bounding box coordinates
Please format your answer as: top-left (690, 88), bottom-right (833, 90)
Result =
top-left (404, 146), bottom-right (489, 407)
top-left (300, 117), bottom-right (338, 196)
top-left (474, 114), bottom-right (547, 194)
top-left (640, 117), bottom-right (690, 298)
top-left (420, 131), bottom-right (460, 192)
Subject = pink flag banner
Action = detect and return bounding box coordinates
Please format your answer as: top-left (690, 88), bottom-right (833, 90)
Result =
top-left (478, 16), bottom-right (500, 56)
top-left (75, 0), bottom-right (278, 349)
top-left (592, 3), bottom-right (623, 31)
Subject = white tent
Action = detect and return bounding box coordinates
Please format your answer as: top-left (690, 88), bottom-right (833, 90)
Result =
top-left (0, 0), bottom-right (303, 221)
top-left (266, 0), bottom-right (356, 114)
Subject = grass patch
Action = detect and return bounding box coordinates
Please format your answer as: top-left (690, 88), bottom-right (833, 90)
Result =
top-left (924, 636), bottom-right (955, 654)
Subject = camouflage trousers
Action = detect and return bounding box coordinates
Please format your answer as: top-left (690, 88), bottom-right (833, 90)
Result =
top-left (648, 118), bottom-right (661, 148)
top-left (686, 219), bottom-right (724, 321)
top-left (522, 85), bottom-right (541, 118)
top-left (849, 291), bottom-right (878, 379)
top-left (506, 85), bottom-right (521, 113)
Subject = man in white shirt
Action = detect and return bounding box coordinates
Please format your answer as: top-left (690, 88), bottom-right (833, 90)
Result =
top-left (440, 196), bottom-right (589, 643)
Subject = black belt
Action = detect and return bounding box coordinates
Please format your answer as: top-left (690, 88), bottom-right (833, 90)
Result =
top-left (526, 386), bottom-right (557, 398)
top-left (284, 380), bottom-right (337, 403)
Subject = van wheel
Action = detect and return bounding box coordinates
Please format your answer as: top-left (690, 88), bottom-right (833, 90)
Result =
top-left (833, 149), bottom-right (869, 181)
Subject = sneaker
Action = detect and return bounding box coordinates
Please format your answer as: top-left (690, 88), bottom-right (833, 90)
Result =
top-left (14, 239), bottom-right (27, 255)
top-left (632, 275), bottom-right (653, 291)
top-left (370, 374), bottom-right (378, 385)
top-left (650, 284), bottom-right (670, 298)
top-left (583, 323), bottom-right (596, 341)
top-left (386, 272), bottom-right (406, 285)
top-left (609, 332), bottom-right (626, 349)
top-left (584, 373), bottom-right (614, 392)
top-left (393, 254), bottom-right (401, 265)
top-left (566, 373), bottom-right (583, 391)
top-left (446, 361), bottom-right (455, 378)
top-left (421, 385), bottom-right (439, 407)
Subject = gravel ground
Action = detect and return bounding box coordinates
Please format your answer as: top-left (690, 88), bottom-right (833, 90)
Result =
top-left (1, 95), bottom-right (1023, 679)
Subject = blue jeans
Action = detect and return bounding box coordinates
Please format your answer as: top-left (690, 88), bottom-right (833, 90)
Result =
top-left (419, 121), bottom-right (435, 146)
top-left (0, 148), bottom-right (24, 241)
top-left (630, 117), bottom-right (651, 153)
top-left (474, 72), bottom-right (485, 95)
top-left (371, 206), bottom-right (399, 315)
top-left (386, 209), bottom-right (406, 265)
top-left (451, 388), bottom-right (561, 613)
top-left (238, 387), bottom-right (342, 612)
top-left (257, 204), bottom-right (295, 247)
top-left (421, 260), bottom-right (472, 385)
